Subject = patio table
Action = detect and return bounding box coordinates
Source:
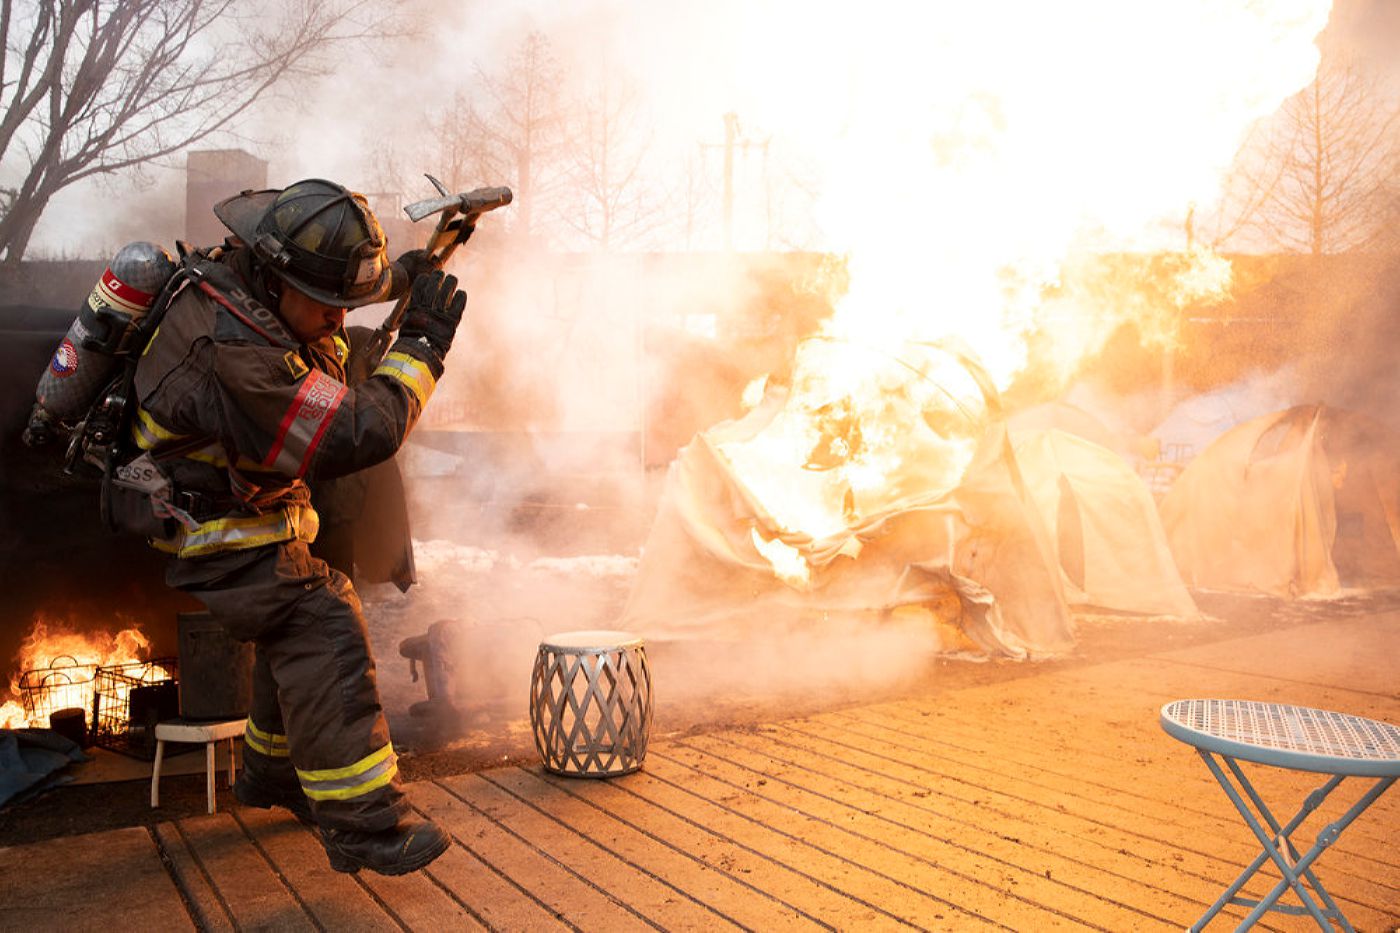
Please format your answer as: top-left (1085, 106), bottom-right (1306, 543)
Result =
top-left (1160, 698), bottom-right (1400, 932)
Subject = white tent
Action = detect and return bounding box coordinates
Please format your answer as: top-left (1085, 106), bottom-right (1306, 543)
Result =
top-left (1160, 405), bottom-right (1400, 597)
top-left (1011, 428), bottom-right (1198, 617)
top-left (622, 388), bottom-right (1077, 659)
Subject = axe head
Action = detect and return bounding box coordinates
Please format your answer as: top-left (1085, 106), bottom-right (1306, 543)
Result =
top-left (404, 185), bottom-right (513, 223)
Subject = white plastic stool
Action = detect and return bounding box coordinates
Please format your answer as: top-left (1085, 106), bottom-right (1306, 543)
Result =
top-left (150, 718), bottom-right (244, 814)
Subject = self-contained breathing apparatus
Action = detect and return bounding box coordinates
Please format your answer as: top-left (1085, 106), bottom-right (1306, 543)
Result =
top-left (23, 240), bottom-right (215, 531)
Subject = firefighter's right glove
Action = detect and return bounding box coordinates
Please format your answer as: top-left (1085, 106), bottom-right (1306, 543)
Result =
top-left (398, 271), bottom-right (467, 370)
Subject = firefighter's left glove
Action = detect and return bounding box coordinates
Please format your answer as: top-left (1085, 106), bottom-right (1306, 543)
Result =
top-left (398, 271), bottom-right (467, 370)
top-left (387, 248), bottom-right (439, 300)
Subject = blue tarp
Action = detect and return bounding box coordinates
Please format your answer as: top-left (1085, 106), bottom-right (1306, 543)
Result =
top-left (0, 729), bottom-right (88, 808)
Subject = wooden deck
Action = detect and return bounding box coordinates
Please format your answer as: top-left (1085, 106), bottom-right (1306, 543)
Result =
top-left (2, 614), bottom-right (1396, 932)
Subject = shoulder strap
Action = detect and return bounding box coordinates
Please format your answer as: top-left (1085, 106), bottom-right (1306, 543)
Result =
top-left (191, 260), bottom-right (298, 350)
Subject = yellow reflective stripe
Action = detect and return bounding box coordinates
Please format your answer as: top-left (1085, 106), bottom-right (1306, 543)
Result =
top-left (301, 762), bottom-right (398, 801)
top-left (297, 743), bottom-right (398, 801)
top-left (243, 726), bottom-right (290, 759)
top-left (132, 406), bottom-right (185, 451)
top-left (167, 505), bottom-right (319, 558)
top-left (245, 718), bottom-right (288, 746)
top-left (373, 351), bottom-right (436, 409)
top-left (141, 324), bottom-right (161, 357)
top-left (297, 743), bottom-right (393, 783)
top-left (138, 407), bottom-right (182, 441)
top-left (183, 442), bottom-right (228, 467)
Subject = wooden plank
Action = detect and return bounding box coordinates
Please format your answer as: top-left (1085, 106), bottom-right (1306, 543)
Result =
top-left (233, 807), bottom-right (399, 932)
top-left (745, 717), bottom-right (1254, 904)
top-left (171, 812), bottom-right (315, 931)
top-left (1153, 616), bottom-right (1400, 697)
top-left (435, 770), bottom-right (746, 932)
top-left (869, 687), bottom-right (1400, 859)
top-left (532, 766), bottom-right (917, 931)
top-left (403, 782), bottom-right (572, 931)
top-left (652, 742), bottom-right (1169, 932)
top-left (622, 753), bottom-right (1001, 929)
top-left (861, 655), bottom-right (1400, 858)
top-left (0, 826), bottom-right (194, 932)
top-left (346, 859), bottom-right (488, 933)
top-left (487, 766), bottom-right (827, 931)
top-left (152, 821), bottom-right (236, 933)
top-left (410, 779), bottom-right (652, 932)
top-left (797, 706), bottom-right (1398, 927)
top-left (682, 728), bottom-right (1202, 928)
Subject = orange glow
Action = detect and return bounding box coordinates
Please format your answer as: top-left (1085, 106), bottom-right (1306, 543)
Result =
top-left (714, 1), bottom-right (1330, 583)
top-left (0, 619), bottom-right (151, 730)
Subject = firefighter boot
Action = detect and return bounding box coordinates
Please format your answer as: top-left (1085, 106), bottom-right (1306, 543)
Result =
top-left (233, 774), bottom-right (315, 825)
top-left (320, 818), bottom-right (450, 876)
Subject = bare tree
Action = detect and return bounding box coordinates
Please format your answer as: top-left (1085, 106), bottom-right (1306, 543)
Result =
top-left (0, 0), bottom-right (383, 266)
top-left (560, 64), bottom-right (665, 252)
top-left (1210, 60), bottom-right (1400, 255)
top-left (452, 30), bottom-right (567, 248)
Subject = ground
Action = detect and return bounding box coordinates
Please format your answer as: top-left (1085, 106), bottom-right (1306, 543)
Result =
top-left (4, 582), bottom-right (1394, 849)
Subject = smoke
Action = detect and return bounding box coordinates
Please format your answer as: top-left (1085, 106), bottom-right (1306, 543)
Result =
top-left (16, 0), bottom-right (1400, 741)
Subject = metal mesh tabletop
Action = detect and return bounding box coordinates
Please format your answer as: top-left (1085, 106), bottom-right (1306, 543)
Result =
top-left (1161, 699), bottom-right (1400, 777)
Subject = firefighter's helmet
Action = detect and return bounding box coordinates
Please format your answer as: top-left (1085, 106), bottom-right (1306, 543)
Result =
top-left (213, 179), bottom-right (392, 308)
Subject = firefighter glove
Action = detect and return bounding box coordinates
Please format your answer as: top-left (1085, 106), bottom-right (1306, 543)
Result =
top-left (399, 270), bottom-right (466, 361)
top-left (388, 249), bottom-right (439, 300)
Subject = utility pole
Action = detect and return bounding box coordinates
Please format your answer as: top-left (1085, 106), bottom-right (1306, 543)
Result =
top-left (722, 112), bottom-right (738, 251)
top-left (700, 113), bottom-right (770, 252)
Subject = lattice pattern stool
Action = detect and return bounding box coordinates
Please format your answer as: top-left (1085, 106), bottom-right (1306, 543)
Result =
top-left (530, 630), bottom-right (652, 777)
top-left (149, 718), bottom-right (244, 814)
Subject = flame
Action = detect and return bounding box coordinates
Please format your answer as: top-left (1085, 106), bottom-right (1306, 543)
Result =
top-left (750, 528), bottom-right (811, 588)
top-left (740, 374), bottom-right (769, 410)
top-left (0, 619), bottom-right (151, 730)
top-left (711, 1), bottom-right (1330, 580)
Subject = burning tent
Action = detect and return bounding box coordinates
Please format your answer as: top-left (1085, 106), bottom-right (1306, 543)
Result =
top-left (1160, 404), bottom-right (1400, 597)
top-left (623, 345), bottom-right (1075, 659)
top-left (1010, 428), bottom-right (1197, 617)
top-left (1007, 400), bottom-right (1128, 459)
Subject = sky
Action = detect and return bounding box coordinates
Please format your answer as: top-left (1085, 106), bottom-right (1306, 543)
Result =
top-left (15, 0), bottom-right (1395, 261)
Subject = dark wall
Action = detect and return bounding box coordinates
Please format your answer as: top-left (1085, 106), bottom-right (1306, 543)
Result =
top-left (0, 306), bottom-right (190, 682)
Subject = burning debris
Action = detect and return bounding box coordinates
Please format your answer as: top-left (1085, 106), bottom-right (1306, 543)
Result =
top-left (0, 620), bottom-right (153, 733)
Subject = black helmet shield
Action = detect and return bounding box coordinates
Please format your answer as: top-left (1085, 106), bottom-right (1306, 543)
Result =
top-left (213, 179), bottom-right (392, 308)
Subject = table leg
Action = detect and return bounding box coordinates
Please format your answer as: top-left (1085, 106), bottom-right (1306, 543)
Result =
top-left (1236, 773), bottom-right (1394, 933)
top-left (1194, 751), bottom-right (1337, 931)
top-left (1222, 755), bottom-right (1343, 921)
top-left (1192, 751), bottom-right (1394, 932)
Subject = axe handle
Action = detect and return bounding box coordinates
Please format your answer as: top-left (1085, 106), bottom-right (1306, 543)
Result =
top-left (366, 185), bottom-right (512, 362)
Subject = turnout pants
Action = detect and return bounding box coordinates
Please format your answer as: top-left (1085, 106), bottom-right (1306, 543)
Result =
top-left (167, 539), bottom-right (408, 832)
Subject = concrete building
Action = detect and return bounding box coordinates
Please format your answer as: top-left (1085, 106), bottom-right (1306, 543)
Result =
top-left (185, 150), bottom-right (268, 247)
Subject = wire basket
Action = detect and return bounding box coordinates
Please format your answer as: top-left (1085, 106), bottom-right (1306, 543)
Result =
top-left (91, 658), bottom-right (178, 759)
top-left (17, 656), bottom-right (97, 727)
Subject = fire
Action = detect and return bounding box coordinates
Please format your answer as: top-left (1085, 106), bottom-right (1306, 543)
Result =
top-left (751, 528), bottom-right (811, 588)
top-left (0, 619), bottom-right (151, 730)
top-left (710, 1), bottom-right (1331, 582)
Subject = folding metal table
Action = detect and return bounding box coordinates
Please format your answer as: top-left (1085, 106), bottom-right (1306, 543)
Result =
top-left (1160, 699), bottom-right (1400, 932)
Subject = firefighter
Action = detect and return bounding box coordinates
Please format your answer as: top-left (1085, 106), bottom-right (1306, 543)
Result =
top-left (127, 179), bottom-right (462, 875)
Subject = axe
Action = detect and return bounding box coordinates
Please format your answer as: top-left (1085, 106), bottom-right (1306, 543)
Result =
top-left (368, 175), bottom-right (512, 359)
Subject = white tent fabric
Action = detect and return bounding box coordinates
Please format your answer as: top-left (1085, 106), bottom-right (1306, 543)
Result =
top-left (623, 389), bottom-right (1077, 658)
top-left (1158, 404), bottom-right (1400, 598)
top-left (1011, 428), bottom-right (1198, 617)
top-left (1008, 401), bottom-right (1125, 456)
